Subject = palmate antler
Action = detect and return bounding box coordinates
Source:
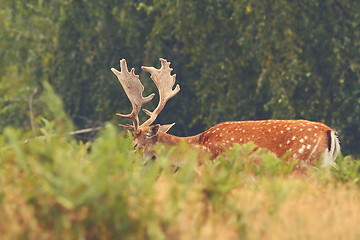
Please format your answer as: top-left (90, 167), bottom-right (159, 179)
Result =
top-left (111, 59), bottom-right (155, 131)
top-left (141, 58), bottom-right (180, 131)
top-left (111, 58), bottom-right (180, 132)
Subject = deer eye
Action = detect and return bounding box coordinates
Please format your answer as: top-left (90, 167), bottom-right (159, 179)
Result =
top-left (133, 130), bottom-right (141, 137)
top-left (133, 143), bottom-right (138, 150)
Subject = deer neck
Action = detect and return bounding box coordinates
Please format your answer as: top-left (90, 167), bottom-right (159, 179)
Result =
top-left (157, 132), bottom-right (202, 145)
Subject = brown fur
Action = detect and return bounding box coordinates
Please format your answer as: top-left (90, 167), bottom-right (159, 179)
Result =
top-left (134, 120), bottom-right (339, 169)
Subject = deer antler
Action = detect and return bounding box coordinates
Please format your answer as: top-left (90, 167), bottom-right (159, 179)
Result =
top-left (111, 59), bottom-right (155, 131)
top-left (141, 58), bottom-right (180, 127)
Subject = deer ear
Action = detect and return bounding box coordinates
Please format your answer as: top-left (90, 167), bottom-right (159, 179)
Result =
top-left (148, 124), bottom-right (160, 137)
top-left (159, 123), bottom-right (175, 133)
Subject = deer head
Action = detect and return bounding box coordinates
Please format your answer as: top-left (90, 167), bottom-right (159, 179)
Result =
top-left (111, 58), bottom-right (180, 159)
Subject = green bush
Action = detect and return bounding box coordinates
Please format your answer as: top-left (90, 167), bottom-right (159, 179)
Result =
top-left (1, 121), bottom-right (359, 239)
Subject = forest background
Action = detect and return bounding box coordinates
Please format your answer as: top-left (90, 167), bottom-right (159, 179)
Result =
top-left (1, 0), bottom-right (359, 156)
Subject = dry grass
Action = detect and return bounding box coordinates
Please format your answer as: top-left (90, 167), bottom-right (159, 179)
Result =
top-left (150, 171), bottom-right (360, 240)
top-left (1, 124), bottom-right (359, 239)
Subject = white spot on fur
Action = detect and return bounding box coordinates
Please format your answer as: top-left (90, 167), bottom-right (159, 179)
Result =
top-left (307, 138), bottom-right (321, 164)
top-left (307, 144), bottom-right (311, 149)
top-left (300, 138), bottom-right (304, 143)
top-left (292, 136), bottom-right (296, 140)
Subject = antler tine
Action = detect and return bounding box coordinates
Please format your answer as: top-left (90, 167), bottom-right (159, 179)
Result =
top-left (111, 59), bottom-right (155, 131)
top-left (141, 58), bottom-right (180, 127)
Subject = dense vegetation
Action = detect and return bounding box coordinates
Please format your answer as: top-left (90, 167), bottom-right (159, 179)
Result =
top-left (1, 0), bottom-right (359, 155)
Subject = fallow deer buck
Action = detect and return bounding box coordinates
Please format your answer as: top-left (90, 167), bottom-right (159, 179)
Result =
top-left (111, 58), bottom-right (340, 169)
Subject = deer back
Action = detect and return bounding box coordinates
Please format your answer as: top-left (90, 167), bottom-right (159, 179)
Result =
top-left (198, 120), bottom-right (340, 167)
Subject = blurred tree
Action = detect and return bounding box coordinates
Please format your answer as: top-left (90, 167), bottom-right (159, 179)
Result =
top-left (50, 0), bottom-right (156, 128)
top-left (0, 0), bottom-right (62, 130)
top-left (146, 0), bottom-right (360, 155)
top-left (0, 0), bottom-right (359, 155)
